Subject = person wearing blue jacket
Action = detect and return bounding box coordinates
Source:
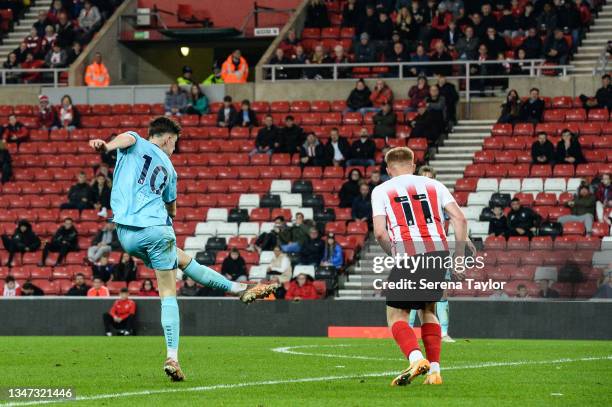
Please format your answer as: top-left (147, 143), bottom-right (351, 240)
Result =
top-left (321, 232), bottom-right (343, 270)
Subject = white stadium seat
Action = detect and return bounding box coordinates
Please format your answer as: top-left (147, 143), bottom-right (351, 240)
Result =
top-left (195, 222), bottom-right (220, 236)
top-left (291, 207), bottom-right (313, 220)
top-left (592, 251), bottom-right (612, 266)
top-left (280, 193), bottom-right (302, 208)
top-left (184, 236), bottom-right (208, 251)
top-left (238, 222), bottom-right (259, 237)
top-left (270, 180), bottom-right (292, 194)
top-left (467, 192), bottom-right (491, 206)
top-left (259, 251), bottom-right (275, 264)
top-left (206, 208), bottom-right (228, 222)
top-left (544, 178), bottom-right (566, 192)
top-left (462, 206), bottom-right (483, 221)
top-left (477, 178), bottom-right (498, 192)
top-left (469, 221), bottom-right (489, 237)
top-left (239, 194), bottom-right (260, 209)
top-left (293, 265), bottom-right (315, 279)
top-left (498, 178), bottom-right (521, 194)
top-left (259, 222), bottom-right (275, 234)
top-left (216, 223), bottom-right (238, 238)
top-left (248, 265), bottom-right (268, 281)
top-left (521, 178), bottom-right (544, 193)
top-left (566, 178), bottom-right (582, 192)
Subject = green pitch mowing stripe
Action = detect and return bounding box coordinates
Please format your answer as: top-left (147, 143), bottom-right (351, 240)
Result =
top-left (1, 337), bottom-right (611, 407)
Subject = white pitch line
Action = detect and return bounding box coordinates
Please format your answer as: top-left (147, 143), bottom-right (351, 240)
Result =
top-left (2, 354), bottom-right (611, 406)
top-left (271, 344), bottom-right (404, 361)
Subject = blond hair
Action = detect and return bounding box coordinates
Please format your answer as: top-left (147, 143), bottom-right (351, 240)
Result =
top-left (384, 147), bottom-right (414, 166)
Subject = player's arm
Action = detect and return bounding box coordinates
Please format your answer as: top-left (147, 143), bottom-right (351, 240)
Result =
top-left (165, 201), bottom-right (176, 219)
top-left (444, 201), bottom-right (468, 256)
top-left (89, 132), bottom-right (136, 152)
top-left (373, 215), bottom-right (393, 256)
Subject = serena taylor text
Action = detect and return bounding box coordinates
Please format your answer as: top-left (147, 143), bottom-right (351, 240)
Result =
top-left (373, 279), bottom-right (506, 291)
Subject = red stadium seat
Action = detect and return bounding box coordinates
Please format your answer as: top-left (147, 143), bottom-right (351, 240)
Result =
top-left (513, 123), bottom-right (534, 136)
top-left (565, 109), bottom-right (586, 122)
top-left (562, 221), bottom-right (586, 235)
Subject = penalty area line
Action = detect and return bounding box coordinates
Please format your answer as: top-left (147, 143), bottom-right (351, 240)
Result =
top-left (2, 355), bottom-right (611, 406)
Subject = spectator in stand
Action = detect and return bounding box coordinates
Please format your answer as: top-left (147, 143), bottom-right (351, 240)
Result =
top-left (266, 245), bottom-right (292, 283)
top-left (522, 27), bottom-right (543, 59)
top-left (455, 25), bottom-right (479, 60)
top-left (304, 0), bottom-right (330, 28)
top-left (299, 227), bottom-right (324, 266)
top-left (21, 52), bottom-right (44, 83)
top-left (0, 141), bottom-right (11, 183)
top-left (47, 0), bottom-right (65, 25)
top-left (278, 115), bottom-right (304, 156)
top-left (368, 170), bottom-right (382, 191)
top-left (280, 212), bottom-right (311, 254)
top-left (2, 114), bottom-right (29, 145)
top-left (555, 129), bottom-right (585, 165)
top-left (221, 248), bottom-right (248, 282)
top-left (24, 27), bottom-right (42, 58)
top-left (290, 45), bottom-right (308, 80)
top-left (373, 11), bottom-right (394, 52)
top-left (436, 74), bottom-right (458, 125)
top-left (341, 0), bottom-right (359, 28)
top-left (279, 29), bottom-right (300, 56)
top-left (20, 280), bottom-right (44, 296)
top-left (581, 74), bottom-right (612, 112)
top-left (321, 232), bottom-right (343, 271)
top-left (179, 277), bottom-right (200, 297)
top-left (409, 101), bottom-right (439, 145)
top-left (519, 87), bottom-right (544, 124)
top-left (285, 273), bottom-right (319, 301)
top-left (103, 287), bottom-right (136, 336)
top-left (358, 5), bottom-right (378, 38)
top-left (45, 42), bottom-right (67, 71)
top-left (37, 95), bottom-right (56, 130)
top-left (531, 132), bottom-right (555, 165)
top-left (41, 25), bottom-right (57, 56)
top-left (221, 49), bottom-right (248, 83)
top-left (347, 128), bottom-right (376, 167)
top-left (3, 52), bottom-right (20, 84)
top-left (557, 0), bottom-right (581, 52)
top-left (87, 221), bottom-right (119, 263)
top-left (300, 132), bottom-right (326, 167)
top-left (593, 265), bottom-right (612, 299)
top-left (251, 114), bottom-right (278, 156)
top-left (87, 277), bottom-right (109, 296)
top-left (429, 41), bottom-right (453, 77)
top-left (353, 32), bottom-right (377, 63)
top-left (396, 6), bottom-right (417, 45)
top-left (558, 185), bottom-right (596, 234)
top-left (339, 168), bottom-right (363, 208)
top-left (34, 10), bottom-right (50, 37)
top-left (202, 63), bottom-right (224, 85)
top-left (55, 94), bottom-right (80, 129)
top-left (66, 273), bottom-right (90, 296)
top-left (544, 28), bottom-right (569, 65)
top-left (347, 79), bottom-right (373, 113)
top-left (537, 2), bottom-right (557, 35)
top-left (92, 254), bottom-right (113, 282)
top-left (373, 102), bottom-right (397, 139)
top-left (497, 89), bottom-right (522, 124)
top-left (217, 95), bottom-right (237, 128)
top-left (488, 205), bottom-right (509, 238)
top-left (2, 276), bottom-right (20, 296)
top-left (2, 219), bottom-right (40, 266)
top-left (352, 182), bottom-right (372, 222)
top-left (112, 253), bottom-right (137, 282)
top-left (78, 0), bottom-right (101, 42)
top-left (14, 42), bottom-right (29, 64)
top-left (84, 52), bottom-right (110, 87)
top-left (251, 216), bottom-right (288, 253)
top-left (426, 84), bottom-right (448, 134)
top-left (385, 41), bottom-right (410, 77)
top-left (409, 44), bottom-right (430, 77)
top-left (164, 83), bottom-right (188, 116)
top-left (482, 27), bottom-right (507, 59)
top-left (138, 279), bottom-right (158, 297)
top-left (330, 45), bottom-right (350, 79)
top-left (61, 172), bottom-right (93, 210)
top-left (507, 198), bottom-right (537, 239)
top-left (323, 127), bottom-right (350, 167)
top-left (185, 84), bottom-right (208, 116)
top-left (595, 173), bottom-right (612, 224)
top-left (40, 217), bottom-right (79, 266)
top-left (370, 79), bottom-right (394, 109)
top-left (269, 48), bottom-right (290, 80)
top-left (305, 44), bottom-right (331, 80)
top-left (516, 284), bottom-right (530, 299)
top-left (537, 279), bottom-right (559, 299)
top-left (407, 75), bottom-right (429, 111)
top-left (91, 173), bottom-right (111, 215)
top-left (431, 3), bottom-right (453, 35)
top-left (176, 65), bottom-right (194, 86)
top-left (236, 99), bottom-right (257, 128)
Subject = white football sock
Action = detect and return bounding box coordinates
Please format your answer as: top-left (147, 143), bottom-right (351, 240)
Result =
top-left (167, 348), bottom-right (178, 362)
top-left (430, 362), bottom-right (440, 373)
top-left (230, 282), bottom-right (248, 294)
top-left (408, 350), bottom-right (424, 364)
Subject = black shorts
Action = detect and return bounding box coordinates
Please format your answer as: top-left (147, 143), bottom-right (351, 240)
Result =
top-left (384, 250), bottom-right (449, 311)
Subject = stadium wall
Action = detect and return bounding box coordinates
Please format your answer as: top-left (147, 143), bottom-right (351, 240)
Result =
top-left (1, 299), bottom-right (610, 339)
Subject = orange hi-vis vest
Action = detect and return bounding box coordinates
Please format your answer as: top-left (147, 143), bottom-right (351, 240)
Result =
top-left (85, 62), bottom-right (110, 87)
top-left (221, 55), bottom-right (248, 83)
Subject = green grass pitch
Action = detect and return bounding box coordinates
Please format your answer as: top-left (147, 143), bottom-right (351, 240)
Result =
top-left (1, 337), bottom-right (611, 406)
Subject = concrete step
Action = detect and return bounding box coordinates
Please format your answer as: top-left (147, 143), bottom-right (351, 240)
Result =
top-left (456, 120), bottom-right (496, 125)
top-left (452, 126), bottom-right (493, 132)
top-left (590, 25), bottom-right (612, 32)
top-left (577, 45), bottom-right (607, 52)
top-left (586, 32), bottom-right (612, 39)
top-left (583, 38), bottom-right (609, 45)
top-left (434, 152), bottom-right (477, 159)
top-left (443, 140), bottom-right (484, 147)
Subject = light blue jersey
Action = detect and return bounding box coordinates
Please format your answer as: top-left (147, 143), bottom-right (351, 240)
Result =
top-left (111, 131), bottom-right (177, 228)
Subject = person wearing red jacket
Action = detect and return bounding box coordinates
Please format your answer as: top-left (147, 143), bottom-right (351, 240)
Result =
top-left (285, 273), bottom-right (319, 301)
top-left (370, 79), bottom-right (394, 109)
top-left (21, 53), bottom-right (45, 83)
top-left (2, 114), bottom-right (29, 145)
top-left (103, 287), bottom-right (137, 336)
top-left (37, 95), bottom-right (57, 129)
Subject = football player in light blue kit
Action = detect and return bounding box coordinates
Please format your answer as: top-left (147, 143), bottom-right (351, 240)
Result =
top-left (89, 117), bottom-right (278, 381)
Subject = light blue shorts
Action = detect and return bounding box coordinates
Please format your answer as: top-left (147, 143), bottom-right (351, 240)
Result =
top-left (116, 224), bottom-right (178, 271)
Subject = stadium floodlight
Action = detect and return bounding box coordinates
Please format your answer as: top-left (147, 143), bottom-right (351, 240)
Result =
top-left (180, 46), bottom-right (190, 57)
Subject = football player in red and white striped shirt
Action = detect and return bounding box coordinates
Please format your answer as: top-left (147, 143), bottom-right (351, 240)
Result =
top-left (371, 147), bottom-right (468, 386)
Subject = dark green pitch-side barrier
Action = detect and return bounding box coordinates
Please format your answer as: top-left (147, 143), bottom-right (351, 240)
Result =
top-left (0, 298), bottom-right (610, 339)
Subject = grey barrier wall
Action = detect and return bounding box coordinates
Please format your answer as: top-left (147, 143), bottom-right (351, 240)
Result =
top-left (0, 298), bottom-right (610, 339)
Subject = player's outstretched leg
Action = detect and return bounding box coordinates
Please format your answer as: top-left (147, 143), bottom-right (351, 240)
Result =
top-left (177, 248), bottom-right (278, 303)
top-left (157, 269), bottom-right (185, 382)
top-left (436, 298), bottom-right (454, 343)
top-left (420, 303), bottom-right (443, 385)
top-left (387, 306), bottom-right (430, 386)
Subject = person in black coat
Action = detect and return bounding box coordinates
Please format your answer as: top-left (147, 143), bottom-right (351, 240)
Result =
top-left (221, 248), bottom-right (248, 281)
top-left (555, 130), bottom-right (585, 165)
top-left (92, 255), bottom-right (113, 282)
top-left (373, 102), bottom-right (397, 139)
top-left (60, 171), bottom-right (94, 210)
top-left (299, 228), bottom-right (325, 265)
top-left (300, 133), bottom-right (326, 167)
top-left (519, 88), bottom-right (544, 123)
top-left (91, 173), bottom-right (111, 211)
top-left (234, 99), bottom-right (258, 128)
top-left (217, 95), bottom-right (238, 128)
top-left (436, 74), bottom-right (458, 125)
top-left (346, 128), bottom-right (376, 167)
top-left (346, 79), bottom-right (373, 112)
top-left (65, 273), bottom-right (91, 296)
top-left (2, 219), bottom-right (41, 266)
top-left (508, 199), bottom-right (537, 239)
top-left (277, 115), bottom-right (305, 155)
top-left (39, 218), bottom-right (79, 266)
top-left (544, 29), bottom-right (569, 65)
top-left (112, 253), bottom-right (137, 282)
top-left (522, 27), bottom-right (543, 59)
top-left (323, 128), bottom-right (351, 167)
top-left (21, 281), bottom-right (44, 296)
top-left (304, 0), bottom-right (330, 28)
top-left (352, 182), bottom-right (372, 222)
top-left (251, 114), bottom-right (278, 156)
top-left (0, 140), bottom-right (11, 183)
top-left (341, 0), bottom-right (360, 28)
top-left (488, 205), bottom-right (509, 238)
top-left (339, 168), bottom-right (363, 208)
top-left (531, 132), bottom-right (555, 165)
top-left (498, 89), bottom-right (522, 124)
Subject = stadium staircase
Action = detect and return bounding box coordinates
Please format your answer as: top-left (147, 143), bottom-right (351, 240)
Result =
top-left (573, 2), bottom-right (612, 74)
top-left (429, 120), bottom-right (495, 191)
top-left (0, 0), bottom-right (52, 57)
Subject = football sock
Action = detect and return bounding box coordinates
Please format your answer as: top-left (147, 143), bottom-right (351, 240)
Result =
top-left (391, 321), bottom-right (422, 361)
top-left (436, 300), bottom-right (449, 336)
top-left (160, 296), bottom-right (180, 361)
top-left (429, 362), bottom-right (440, 373)
top-left (421, 323), bottom-right (442, 365)
top-left (408, 309), bottom-right (417, 328)
top-left (182, 259), bottom-right (246, 293)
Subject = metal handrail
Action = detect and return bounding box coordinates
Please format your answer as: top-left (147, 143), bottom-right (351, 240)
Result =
top-left (0, 68), bottom-right (69, 87)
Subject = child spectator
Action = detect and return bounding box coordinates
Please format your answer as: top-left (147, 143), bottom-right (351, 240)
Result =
top-left (37, 95), bottom-right (57, 129)
top-left (2, 276), bottom-right (20, 296)
top-left (217, 95), bottom-right (237, 128)
top-left (103, 288), bottom-right (136, 336)
top-left (2, 114), bottom-right (29, 145)
top-left (321, 233), bottom-right (343, 271)
top-left (488, 205), bottom-right (509, 238)
top-left (20, 280), bottom-right (44, 296)
top-left (92, 254), bottom-right (113, 282)
top-left (236, 99), bottom-right (257, 128)
top-left (87, 277), bottom-right (110, 296)
top-left (221, 248), bottom-right (248, 282)
top-left (285, 273), bottom-right (319, 300)
top-left (138, 279), bottom-right (158, 297)
top-left (55, 94), bottom-right (80, 129)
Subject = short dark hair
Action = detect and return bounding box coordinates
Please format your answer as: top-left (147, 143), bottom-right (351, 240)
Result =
top-left (537, 132), bottom-right (547, 137)
top-left (241, 99), bottom-right (250, 106)
top-left (529, 87), bottom-right (539, 93)
top-left (511, 198), bottom-right (520, 203)
top-left (223, 95), bottom-right (232, 102)
top-left (120, 287), bottom-right (129, 293)
top-left (273, 215), bottom-right (285, 222)
top-left (603, 74), bottom-right (611, 80)
top-left (75, 273), bottom-right (84, 278)
top-left (285, 115), bottom-right (294, 121)
top-left (64, 217), bottom-right (73, 222)
top-left (148, 116), bottom-right (181, 139)
top-left (5, 276), bottom-right (15, 283)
